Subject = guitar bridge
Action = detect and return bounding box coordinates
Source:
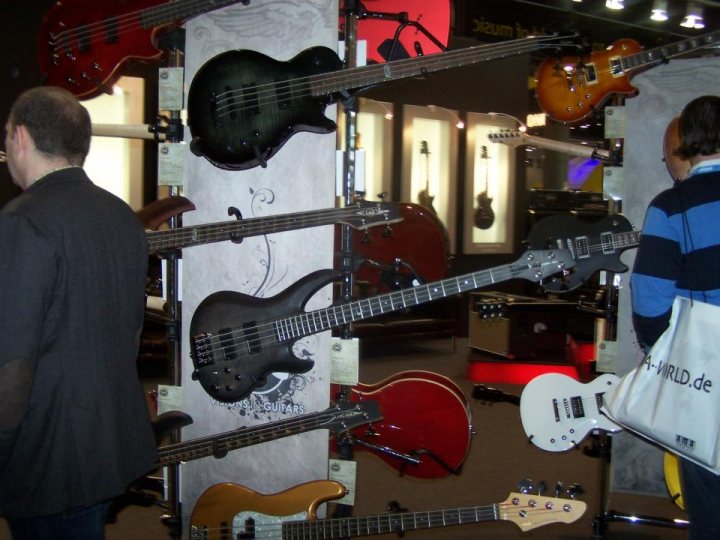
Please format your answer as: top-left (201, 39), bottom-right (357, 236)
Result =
top-left (191, 332), bottom-right (215, 367)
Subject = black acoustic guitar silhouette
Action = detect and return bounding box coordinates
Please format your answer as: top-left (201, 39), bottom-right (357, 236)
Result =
top-left (473, 145), bottom-right (495, 230)
top-left (417, 140), bottom-right (436, 214)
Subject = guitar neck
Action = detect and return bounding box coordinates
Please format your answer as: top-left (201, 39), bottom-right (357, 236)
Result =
top-left (273, 252), bottom-right (556, 345)
top-left (282, 504), bottom-right (499, 538)
top-left (140, 0), bottom-right (244, 27)
top-left (311, 35), bottom-right (568, 96)
top-left (156, 405), bottom-right (361, 467)
top-left (146, 204), bottom-right (363, 254)
top-left (622, 29), bottom-right (720, 73)
top-left (610, 229), bottom-right (641, 250)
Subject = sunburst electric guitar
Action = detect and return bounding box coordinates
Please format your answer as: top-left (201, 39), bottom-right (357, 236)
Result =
top-left (189, 480), bottom-right (587, 539)
top-left (535, 28), bottom-right (720, 123)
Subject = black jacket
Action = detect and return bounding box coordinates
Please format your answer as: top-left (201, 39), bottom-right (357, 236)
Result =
top-left (0, 168), bottom-right (157, 518)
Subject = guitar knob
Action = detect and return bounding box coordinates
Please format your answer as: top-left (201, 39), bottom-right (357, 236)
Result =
top-left (234, 374), bottom-right (243, 380)
top-left (210, 384), bottom-right (220, 392)
top-left (191, 370), bottom-right (200, 381)
top-left (224, 367), bottom-right (232, 373)
top-left (225, 385), bottom-right (233, 392)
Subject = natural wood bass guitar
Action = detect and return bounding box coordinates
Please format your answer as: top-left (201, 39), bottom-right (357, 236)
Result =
top-left (38, 0), bottom-right (249, 100)
top-left (535, 29), bottom-right (720, 123)
top-left (189, 480), bottom-right (587, 539)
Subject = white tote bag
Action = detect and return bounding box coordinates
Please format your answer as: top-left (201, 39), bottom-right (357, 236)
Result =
top-left (601, 295), bottom-right (720, 474)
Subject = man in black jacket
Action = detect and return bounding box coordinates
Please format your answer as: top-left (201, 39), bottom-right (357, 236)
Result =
top-left (0, 86), bottom-right (157, 539)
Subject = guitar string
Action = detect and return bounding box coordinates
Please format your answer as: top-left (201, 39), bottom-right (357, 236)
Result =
top-left (146, 205), bottom-right (386, 251)
top-left (209, 37), bottom-right (567, 120)
top-left (47, 0), bottom-right (239, 48)
top-left (156, 406), bottom-right (360, 464)
top-left (193, 263), bottom-right (535, 358)
top-left (192, 503), bottom-right (574, 537)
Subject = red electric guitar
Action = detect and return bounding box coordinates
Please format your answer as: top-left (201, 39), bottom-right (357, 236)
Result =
top-left (332, 370), bottom-right (472, 479)
top-left (38, 0), bottom-right (248, 100)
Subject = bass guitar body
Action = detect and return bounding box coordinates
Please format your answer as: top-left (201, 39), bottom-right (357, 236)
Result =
top-left (520, 373), bottom-right (622, 452)
top-left (38, 0), bottom-right (174, 100)
top-left (189, 269), bottom-right (338, 402)
top-left (535, 39), bottom-right (642, 123)
top-left (186, 47), bottom-right (342, 171)
top-left (332, 370), bottom-right (472, 479)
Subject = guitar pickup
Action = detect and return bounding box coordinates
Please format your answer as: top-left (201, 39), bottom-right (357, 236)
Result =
top-left (600, 232), bottom-right (615, 254)
top-left (574, 236), bottom-right (590, 259)
top-left (570, 396), bottom-right (585, 419)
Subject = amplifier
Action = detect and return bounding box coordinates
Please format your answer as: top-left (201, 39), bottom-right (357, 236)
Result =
top-left (528, 189), bottom-right (607, 212)
top-left (468, 292), bottom-right (578, 359)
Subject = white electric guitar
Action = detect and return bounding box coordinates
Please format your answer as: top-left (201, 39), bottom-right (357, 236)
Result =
top-left (520, 373), bottom-right (622, 452)
top-left (488, 129), bottom-right (614, 163)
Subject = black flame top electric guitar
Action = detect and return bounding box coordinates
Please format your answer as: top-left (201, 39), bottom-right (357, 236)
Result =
top-left (186, 34), bottom-right (576, 170)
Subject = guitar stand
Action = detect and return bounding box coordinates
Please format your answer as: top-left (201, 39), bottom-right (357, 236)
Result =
top-left (350, 5), bottom-right (448, 62)
top-left (589, 431), bottom-right (688, 538)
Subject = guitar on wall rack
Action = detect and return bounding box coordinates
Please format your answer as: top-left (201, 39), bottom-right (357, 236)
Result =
top-left (520, 373), bottom-right (622, 452)
top-left (525, 213), bottom-right (640, 293)
top-left (154, 401), bottom-right (381, 468)
top-left (535, 28), bottom-right (720, 123)
top-left (189, 248), bottom-right (575, 403)
top-left (487, 129), bottom-right (613, 163)
top-left (473, 145), bottom-right (495, 230)
top-left (331, 370), bottom-right (472, 479)
top-left (189, 480), bottom-right (587, 539)
top-left (185, 33), bottom-right (578, 170)
top-left (136, 196), bottom-right (402, 255)
top-left (38, 0), bottom-right (251, 100)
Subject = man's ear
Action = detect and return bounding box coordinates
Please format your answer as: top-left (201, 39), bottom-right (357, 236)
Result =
top-left (12, 125), bottom-right (32, 154)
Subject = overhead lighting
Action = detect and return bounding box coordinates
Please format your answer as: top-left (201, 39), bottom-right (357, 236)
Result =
top-left (606, 0), bottom-right (624, 9)
top-left (650, 0), bottom-right (669, 21)
top-left (681, 2), bottom-right (705, 28)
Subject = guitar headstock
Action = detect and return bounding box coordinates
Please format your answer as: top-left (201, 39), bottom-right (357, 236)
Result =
top-left (513, 249), bottom-right (576, 283)
top-left (343, 201), bottom-right (403, 230)
top-left (487, 129), bottom-right (526, 148)
top-left (499, 492), bottom-right (587, 531)
top-left (420, 140), bottom-right (430, 155)
top-left (472, 384), bottom-right (520, 406)
top-left (328, 401), bottom-right (383, 433)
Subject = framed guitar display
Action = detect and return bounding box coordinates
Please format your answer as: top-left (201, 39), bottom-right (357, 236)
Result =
top-left (463, 113), bottom-right (516, 254)
top-left (401, 105), bottom-right (458, 253)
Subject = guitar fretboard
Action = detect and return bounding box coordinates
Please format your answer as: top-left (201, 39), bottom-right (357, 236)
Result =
top-left (141, 0), bottom-right (244, 28)
top-left (621, 29), bottom-right (720, 72)
top-left (309, 34), bottom-right (573, 96)
top-left (281, 505), bottom-right (498, 538)
top-left (146, 204), bottom-right (390, 254)
top-left (155, 403), bottom-right (377, 467)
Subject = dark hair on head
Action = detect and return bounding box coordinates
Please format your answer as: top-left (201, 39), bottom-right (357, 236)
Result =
top-left (676, 95), bottom-right (720, 160)
top-left (8, 86), bottom-right (92, 166)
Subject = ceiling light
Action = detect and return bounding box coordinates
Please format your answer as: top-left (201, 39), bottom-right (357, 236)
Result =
top-left (606, 0), bottom-right (624, 9)
top-left (681, 2), bottom-right (705, 28)
top-left (650, 0), bottom-right (668, 21)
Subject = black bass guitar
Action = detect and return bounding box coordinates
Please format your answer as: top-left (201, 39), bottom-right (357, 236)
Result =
top-left (473, 145), bottom-right (495, 230)
top-left (186, 34), bottom-right (576, 170)
top-left (143, 199), bottom-right (401, 255)
top-left (526, 214), bottom-right (640, 293)
top-left (190, 249), bottom-right (574, 402)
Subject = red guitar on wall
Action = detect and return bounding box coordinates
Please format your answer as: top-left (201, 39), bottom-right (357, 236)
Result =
top-left (535, 28), bottom-right (720, 123)
top-left (332, 370), bottom-right (472, 479)
top-left (38, 0), bottom-right (249, 100)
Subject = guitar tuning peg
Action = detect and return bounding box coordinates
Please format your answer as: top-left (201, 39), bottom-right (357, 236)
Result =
top-left (554, 481), bottom-right (564, 497)
top-left (518, 478), bottom-right (534, 494)
top-left (536, 480), bottom-right (547, 495)
top-left (567, 483), bottom-right (584, 499)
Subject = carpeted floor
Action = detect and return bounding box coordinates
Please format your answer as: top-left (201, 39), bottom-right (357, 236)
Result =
top-left (0, 338), bottom-right (689, 540)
